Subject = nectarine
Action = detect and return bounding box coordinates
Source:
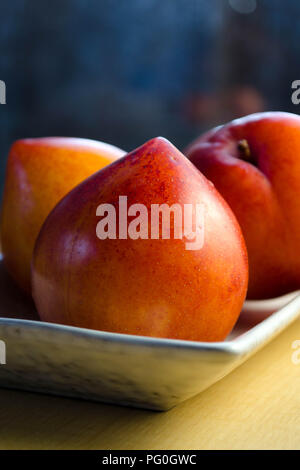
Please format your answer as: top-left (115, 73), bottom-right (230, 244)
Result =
top-left (32, 137), bottom-right (248, 341)
top-left (186, 112), bottom-right (300, 299)
top-left (1, 137), bottom-right (125, 293)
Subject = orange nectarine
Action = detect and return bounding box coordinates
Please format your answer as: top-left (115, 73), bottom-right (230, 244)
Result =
top-left (1, 137), bottom-right (125, 293)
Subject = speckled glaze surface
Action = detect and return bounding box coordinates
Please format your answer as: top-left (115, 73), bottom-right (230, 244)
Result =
top-left (0, 259), bottom-right (299, 410)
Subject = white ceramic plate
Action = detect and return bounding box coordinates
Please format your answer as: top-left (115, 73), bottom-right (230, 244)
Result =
top-left (0, 257), bottom-right (299, 411)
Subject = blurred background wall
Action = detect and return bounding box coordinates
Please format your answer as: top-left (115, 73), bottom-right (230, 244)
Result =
top-left (0, 0), bottom-right (299, 192)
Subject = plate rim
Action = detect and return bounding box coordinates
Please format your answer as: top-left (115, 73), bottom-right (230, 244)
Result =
top-left (1, 293), bottom-right (299, 356)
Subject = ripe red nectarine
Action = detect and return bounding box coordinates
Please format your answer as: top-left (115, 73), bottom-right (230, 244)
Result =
top-left (186, 111), bottom-right (300, 299)
top-left (32, 137), bottom-right (248, 341)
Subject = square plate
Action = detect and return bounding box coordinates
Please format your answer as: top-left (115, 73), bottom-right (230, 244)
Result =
top-left (0, 257), bottom-right (299, 411)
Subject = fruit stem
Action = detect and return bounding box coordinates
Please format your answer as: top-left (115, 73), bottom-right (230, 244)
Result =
top-left (237, 139), bottom-right (251, 161)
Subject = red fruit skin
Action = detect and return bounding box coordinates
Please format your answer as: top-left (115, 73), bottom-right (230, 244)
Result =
top-left (32, 137), bottom-right (248, 342)
top-left (1, 137), bottom-right (125, 294)
top-left (186, 111), bottom-right (300, 299)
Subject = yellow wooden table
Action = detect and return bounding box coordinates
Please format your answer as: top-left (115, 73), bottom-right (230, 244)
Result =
top-left (0, 318), bottom-right (299, 450)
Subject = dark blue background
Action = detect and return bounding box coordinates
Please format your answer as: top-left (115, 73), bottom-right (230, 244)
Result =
top-left (0, 0), bottom-right (299, 192)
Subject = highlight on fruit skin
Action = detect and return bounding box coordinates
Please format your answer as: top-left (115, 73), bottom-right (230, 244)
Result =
top-left (0, 137), bottom-right (125, 294)
top-left (185, 111), bottom-right (300, 299)
top-left (32, 136), bottom-right (248, 342)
